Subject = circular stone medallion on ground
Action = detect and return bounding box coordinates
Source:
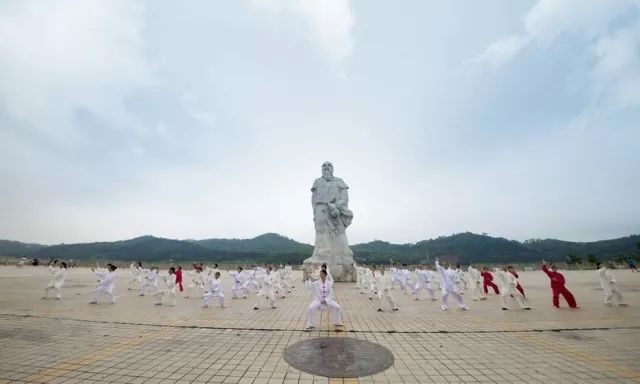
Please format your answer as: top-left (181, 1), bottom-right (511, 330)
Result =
top-left (283, 337), bottom-right (394, 378)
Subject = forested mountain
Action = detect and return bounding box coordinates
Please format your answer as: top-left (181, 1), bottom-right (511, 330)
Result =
top-left (1, 232), bottom-right (638, 264)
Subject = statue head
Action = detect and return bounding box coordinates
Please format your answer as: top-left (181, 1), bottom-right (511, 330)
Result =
top-left (321, 161), bottom-right (334, 180)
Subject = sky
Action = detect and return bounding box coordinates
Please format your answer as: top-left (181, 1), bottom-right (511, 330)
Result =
top-left (1, 0), bottom-right (639, 246)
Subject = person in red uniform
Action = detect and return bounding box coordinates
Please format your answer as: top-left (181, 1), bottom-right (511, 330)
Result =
top-left (481, 267), bottom-right (500, 295)
top-left (175, 266), bottom-right (184, 294)
top-left (507, 266), bottom-right (525, 298)
top-left (541, 260), bottom-right (578, 308)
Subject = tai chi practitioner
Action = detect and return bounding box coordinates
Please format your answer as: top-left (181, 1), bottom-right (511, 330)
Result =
top-left (541, 261), bottom-right (578, 308)
top-left (284, 262), bottom-right (295, 288)
top-left (507, 266), bottom-right (525, 298)
top-left (597, 262), bottom-right (626, 307)
top-left (467, 265), bottom-right (486, 301)
top-left (90, 264), bottom-right (117, 304)
top-left (43, 259), bottom-right (68, 299)
top-left (481, 267), bottom-right (500, 295)
top-left (455, 264), bottom-right (469, 291)
top-left (202, 271), bottom-right (225, 308)
top-left (273, 266), bottom-right (286, 298)
top-left (376, 268), bottom-right (398, 311)
top-left (400, 264), bottom-right (414, 293)
top-left (412, 266), bottom-right (436, 301)
top-left (254, 267), bottom-right (276, 309)
top-left (495, 267), bottom-right (530, 310)
top-left (139, 266), bottom-right (159, 296)
top-left (435, 259), bottom-right (468, 311)
top-left (127, 262), bottom-right (144, 291)
top-left (306, 270), bottom-right (343, 329)
top-left (390, 265), bottom-right (403, 290)
top-left (175, 266), bottom-right (184, 296)
top-left (186, 265), bottom-right (206, 298)
top-left (230, 267), bottom-right (248, 299)
top-left (155, 267), bottom-right (178, 306)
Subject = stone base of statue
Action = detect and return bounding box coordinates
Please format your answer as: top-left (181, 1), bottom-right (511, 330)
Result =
top-left (302, 260), bottom-right (357, 283)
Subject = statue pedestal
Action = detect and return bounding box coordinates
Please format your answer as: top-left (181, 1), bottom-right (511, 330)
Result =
top-left (302, 261), bottom-right (356, 283)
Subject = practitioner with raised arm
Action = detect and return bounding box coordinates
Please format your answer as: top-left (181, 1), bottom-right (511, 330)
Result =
top-left (435, 258), bottom-right (468, 311)
top-left (541, 260), bottom-right (578, 308)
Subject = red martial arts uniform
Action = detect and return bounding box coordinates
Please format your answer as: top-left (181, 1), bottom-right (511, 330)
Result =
top-left (542, 264), bottom-right (577, 308)
top-left (175, 269), bottom-right (184, 292)
top-left (481, 271), bottom-right (500, 294)
top-left (509, 270), bottom-right (525, 298)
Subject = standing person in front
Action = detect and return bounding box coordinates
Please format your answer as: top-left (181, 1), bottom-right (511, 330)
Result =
top-left (481, 267), bottom-right (500, 295)
top-left (202, 271), bottom-right (225, 308)
top-left (495, 266), bottom-right (530, 310)
top-left (306, 270), bottom-right (343, 329)
top-left (90, 264), bottom-right (117, 304)
top-left (541, 260), bottom-right (578, 309)
top-left (155, 267), bottom-right (178, 306)
top-left (435, 258), bottom-right (468, 311)
top-left (254, 266), bottom-right (276, 310)
top-left (230, 266), bottom-right (247, 299)
top-left (43, 259), bottom-right (68, 300)
top-left (376, 267), bottom-right (399, 312)
top-left (596, 262), bottom-right (627, 307)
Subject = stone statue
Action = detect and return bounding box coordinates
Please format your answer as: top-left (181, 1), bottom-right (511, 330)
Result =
top-left (303, 161), bottom-right (356, 282)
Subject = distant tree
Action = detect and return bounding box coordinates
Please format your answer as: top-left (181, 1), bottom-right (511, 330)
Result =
top-left (586, 254), bottom-right (599, 264)
top-left (566, 253), bottom-right (582, 265)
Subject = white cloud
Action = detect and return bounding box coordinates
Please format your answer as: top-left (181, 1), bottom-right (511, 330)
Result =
top-left (590, 23), bottom-right (640, 109)
top-left (472, 0), bottom-right (638, 70)
top-left (0, 1), bottom-right (153, 135)
top-left (250, 0), bottom-right (355, 65)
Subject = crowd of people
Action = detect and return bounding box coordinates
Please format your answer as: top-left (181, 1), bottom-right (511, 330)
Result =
top-left (38, 258), bottom-right (628, 329)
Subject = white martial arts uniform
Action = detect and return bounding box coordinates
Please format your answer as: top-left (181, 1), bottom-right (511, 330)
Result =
top-left (412, 268), bottom-right (436, 300)
top-left (91, 269), bottom-right (116, 304)
top-left (140, 269), bottom-right (159, 296)
top-left (597, 267), bottom-right (625, 306)
top-left (128, 265), bottom-right (144, 290)
top-left (187, 270), bottom-right (206, 298)
top-left (44, 266), bottom-right (67, 299)
top-left (202, 275), bottom-right (225, 308)
top-left (255, 272), bottom-right (276, 309)
top-left (467, 265), bottom-right (485, 301)
top-left (495, 269), bottom-right (530, 310)
top-left (307, 279), bottom-right (343, 328)
top-left (156, 273), bottom-right (178, 306)
top-left (400, 268), bottom-right (414, 293)
top-left (376, 272), bottom-right (398, 311)
top-left (230, 270), bottom-right (247, 299)
top-left (436, 261), bottom-right (467, 310)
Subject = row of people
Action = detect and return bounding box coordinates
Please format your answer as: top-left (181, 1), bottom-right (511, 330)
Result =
top-left (355, 260), bottom-right (627, 310)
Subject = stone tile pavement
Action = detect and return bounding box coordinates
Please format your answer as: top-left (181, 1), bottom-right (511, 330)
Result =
top-left (0, 266), bottom-right (639, 383)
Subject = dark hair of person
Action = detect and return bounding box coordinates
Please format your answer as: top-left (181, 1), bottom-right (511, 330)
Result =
top-left (320, 270), bottom-right (327, 276)
top-left (169, 267), bottom-right (176, 273)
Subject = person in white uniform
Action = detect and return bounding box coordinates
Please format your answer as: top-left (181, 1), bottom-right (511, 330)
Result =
top-left (412, 265), bottom-right (436, 301)
top-left (90, 264), bottom-right (117, 304)
top-left (202, 271), bottom-right (225, 308)
top-left (376, 268), bottom-right (399, 311)
top-left (495, 266), bottom-right (531, 310)
top-left (154, 267), bottom-right (178, 306)
top-left (435, 259), bottom-right (468, 311)
top-left (467, 265), bottom-right (486, 301)
top-left (306, 270), bottom-right (343, 329)
top-left (400, 264), bottom-right (414, 294)
top-left (254, 266), bottom-right (277, 309)
top-left (43, 259), bottom-right (68, 300)
top-left (596, 262), bottom-right (627, 307)
top-left (229, 267), bottom-right (248, 299)
top-left (127, 262), bottom-right (144, 291)
top-left (139, 266), bottom-right (159, 296)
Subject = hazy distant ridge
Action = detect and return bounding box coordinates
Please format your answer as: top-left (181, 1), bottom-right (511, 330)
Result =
top-left (1, 232), bottom-right (638, 264)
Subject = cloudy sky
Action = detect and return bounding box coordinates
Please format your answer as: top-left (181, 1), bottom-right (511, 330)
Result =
top-left (1, 0), bottom-right (639, 245)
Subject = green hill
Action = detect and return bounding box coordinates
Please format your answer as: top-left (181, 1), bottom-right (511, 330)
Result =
top-left (1, 232), bottom-right (638, 264)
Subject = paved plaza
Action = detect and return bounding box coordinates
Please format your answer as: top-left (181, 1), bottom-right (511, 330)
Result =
top-left (0, 266), bottom-right (639, 383)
